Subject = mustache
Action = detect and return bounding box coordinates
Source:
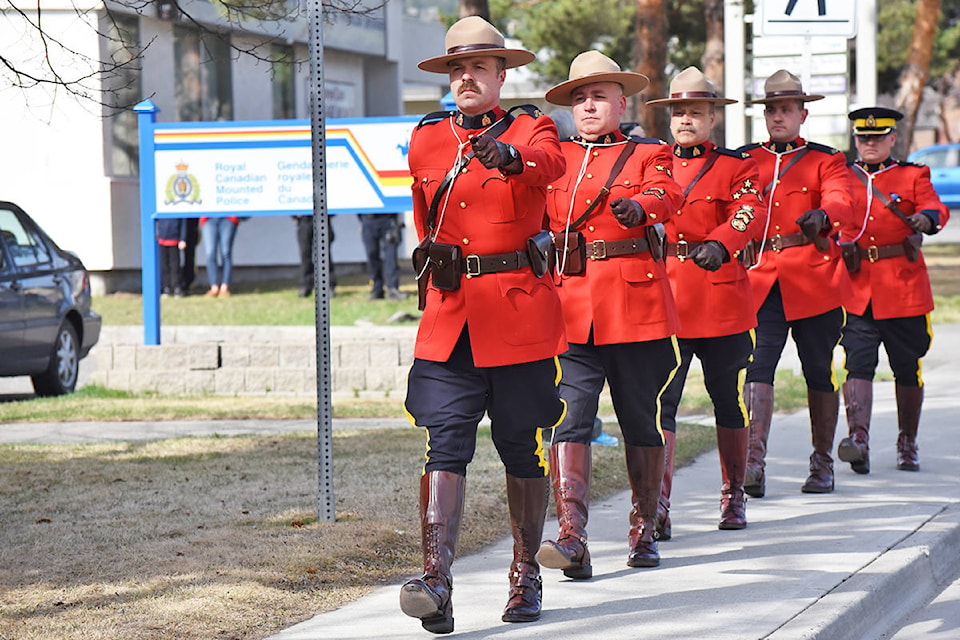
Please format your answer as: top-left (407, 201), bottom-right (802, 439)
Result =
top-left (458, 81), bottom-right (479, 95)
top-left (676, 126), bottom-right (698, 133)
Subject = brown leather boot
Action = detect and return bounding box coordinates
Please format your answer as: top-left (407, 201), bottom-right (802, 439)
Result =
top-left (536, 442), bottom-right (592, 579)
top-left (502, 474), bottom-right (549, 623)
top-left (625, 444), bottom-right (664, 568)
top-left (400, 470), bottom-right (465, 634)
top-left (838, 378), bottom-right (872, 474)
top-left (717, 426), bottom-right (748, 530)
top-left (801, 389), bottom-right (838, 493)
top-left (896, 384), bottom-right (923, 471)
top-left (656, 430), bottom-right (676, 540)
top-left (744, 382), bottom-right (774, 498)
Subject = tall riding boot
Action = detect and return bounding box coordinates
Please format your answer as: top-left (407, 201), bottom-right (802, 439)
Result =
top-left (744, 382), bottom-right (774, 498)
top-left (536, 442), bottom-right (592, 579)
top-left (801, 389), bottom-right (839, 493)
top-left (838, 378), bottom-right (872, 474)
top-left (625, 444), bottom-right (665, 568)
top-left (656, 430), bottom-right (676, 540)
top-left (895, 384), bottom-right (923, 471)
top-left (502, 474), bottom-right (549, 623)
top-left (716, 426), bottom-right (748, 529)
top-left (400, 470), bottom-right (465, 634)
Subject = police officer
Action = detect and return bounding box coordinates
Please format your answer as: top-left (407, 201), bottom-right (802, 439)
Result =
top-left (739, 70), bottom-right (855, 496)
top-left (536, 51), bottom-right (683, 579)
top-left (837, 107), bottom-right (949, 474)
top-left (648, 67), bottom-right (766, 534)
top-left (400, 16), bottom-right (567, 633)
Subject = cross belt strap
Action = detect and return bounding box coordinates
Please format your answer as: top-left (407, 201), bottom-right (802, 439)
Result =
top-left (585, 236), bottom-right (651, 260)
top-left (762, 232), bottom-right (811, 252)
top-left (763, 148), bottom-right (810, 197)
top-left (461, 250), bottom-right (530, 278)
top-left (665, 240), bottom-right (705, 260)
top-left (568, 140), bottom-right (638, 231)
top-left (426, 112), bottom-right (516, 232)
top-left (850, 168), bottom-right (915, 230)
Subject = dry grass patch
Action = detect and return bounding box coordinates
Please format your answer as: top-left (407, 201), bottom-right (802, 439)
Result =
top-left (0, 424), bottom-right (714, 639)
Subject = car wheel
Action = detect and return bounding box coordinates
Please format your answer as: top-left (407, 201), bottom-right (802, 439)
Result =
top-left (31, 322), bottom-right (80, 397)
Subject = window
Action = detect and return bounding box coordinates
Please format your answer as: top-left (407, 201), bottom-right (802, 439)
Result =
top-left (174, 26), bottom-right (233, 121)
top-left (271, 44), bottom-right (296, 119)
top-left (102, 13), bottom-right (142, 176)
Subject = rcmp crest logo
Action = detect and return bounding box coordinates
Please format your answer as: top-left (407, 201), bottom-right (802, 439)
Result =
top-left (164, 161), bottom-right (202, 204)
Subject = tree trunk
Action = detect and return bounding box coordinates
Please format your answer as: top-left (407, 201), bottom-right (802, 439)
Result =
top-left (635, 0), bottom-right (669, 140)
top-left (893, 0), bottom-right (941, 157)
top-left (702, 0), bottom-right (725, 146)
top-left (459, 0), bottom-right (490, 20)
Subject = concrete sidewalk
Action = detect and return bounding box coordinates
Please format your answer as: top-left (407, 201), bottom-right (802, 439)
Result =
top-left (266, 325), bottom-right (960, 640)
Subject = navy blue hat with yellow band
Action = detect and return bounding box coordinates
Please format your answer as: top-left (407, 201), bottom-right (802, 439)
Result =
top-left (849, 107), bottom-right (903, 136)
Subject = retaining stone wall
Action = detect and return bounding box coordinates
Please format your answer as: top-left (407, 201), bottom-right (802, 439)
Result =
top-left (89, 326), bottom-right (417, 397)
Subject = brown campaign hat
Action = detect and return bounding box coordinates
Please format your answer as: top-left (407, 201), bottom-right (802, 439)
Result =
top-left (849, 106), bottom-right (903, 136)
top-left (418, 16), bottom-right (535, 74)
top-left (646, 67), bottom-right (736, 107)
top-left (545, 50), bottom-right (649, 107)
top-left (746, 69), bottom-right (824, 105)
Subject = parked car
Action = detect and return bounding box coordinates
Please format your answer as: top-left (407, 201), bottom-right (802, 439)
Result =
top-left (907, 142), bottom-right (960, 208)
top-left (0, 201), bottom-right (101, 396)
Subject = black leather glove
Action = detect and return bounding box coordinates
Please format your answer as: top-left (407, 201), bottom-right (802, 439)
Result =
top-left (907, 213), bottom-right (934, 234)
top-left (610, 197), bottom-right (645, 228)
top-left (795, 208), bottom-right (829, 242)
top-left (690, 241), bottom-right (726, 271)
top-left (470, 135), bottom-right (521, 173)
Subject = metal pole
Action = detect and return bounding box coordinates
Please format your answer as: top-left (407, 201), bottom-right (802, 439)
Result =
top-left (724, 0), bottom-right (747, 149)
top-left (307, 0), bottom-right (335, 523)
top-left (855, 0), bottom-right (878, 108)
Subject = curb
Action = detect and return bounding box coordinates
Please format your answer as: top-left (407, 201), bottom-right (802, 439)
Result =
top-left (770, 503), bottom-right (960, 640)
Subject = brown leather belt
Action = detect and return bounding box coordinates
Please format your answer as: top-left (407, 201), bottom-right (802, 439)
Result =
top-left (855, 242), bottom-right (910, 262)
top-left (665, 240), bottom-right (705, 261)
top-left (461, 250), bottom-right (530, 278)
top-left (762, 232), bottom-right (811, 252)
top-left (585, 237), bottom-right (651, 260)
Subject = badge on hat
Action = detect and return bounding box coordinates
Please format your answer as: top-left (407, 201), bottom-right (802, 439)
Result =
top-left (849, 107), bottom-right (903, 136)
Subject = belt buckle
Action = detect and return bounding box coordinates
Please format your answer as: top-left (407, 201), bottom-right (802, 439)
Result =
top-left (867, 246), bottom-right (879, 263)
top-left (589, 239), bottom-right (607, 260)
top-left (770, 234), bottom-right (783, 252)
top-left (676, 239), bottom-right (689, 262)
top-left (465, 254), bottom-right (481, 278)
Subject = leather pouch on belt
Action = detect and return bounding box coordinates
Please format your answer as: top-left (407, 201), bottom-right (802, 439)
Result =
top-left (428, 242), bottom-right (462, 291)
top-left (839, 241), bottom-right (861, 273)
top-left (738, 239), bottom-right (758, 268)
top-left (903, 232), bottom-right (922, 262)
top-left (554, 231), bottom-right (586, 276)
top-left (412, 236), bottom-right (432, 310)
top-left (646, 223), bottom-right (665, 262)
top-left (527, 230), bottom-right (554, 278)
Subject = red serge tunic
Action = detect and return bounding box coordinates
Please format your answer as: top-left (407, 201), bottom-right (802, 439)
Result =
top-left (741, 138), bottom-right (855, 321)
top-left (665, 142), bottom-right (767, 338)
top-left (545, 133), bottom-right (684, 346)
top-left (408, 106), bottom-right (568, 367)
top-left (839, 159), bottom-right (950, 319)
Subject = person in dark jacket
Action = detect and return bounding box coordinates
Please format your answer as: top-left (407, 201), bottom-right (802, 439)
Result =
top-left (157, 217), bottom-right (187, 297)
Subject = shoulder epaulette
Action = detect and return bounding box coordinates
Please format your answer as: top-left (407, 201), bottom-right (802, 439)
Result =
top-left (715, 147), bottom-right (751, 160)
top-left (629, 136), bottom-right (668, 145)
top-left (807, 141), bottom-right (840, 155)
top-left (897, 159), bottom-right (922, 168)
top-left (736, 143), bottom-right (761, 153)
top-left (507, 104), bottom-right (545, 119)
top-left (416, 110), bottom-right (453, 129)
